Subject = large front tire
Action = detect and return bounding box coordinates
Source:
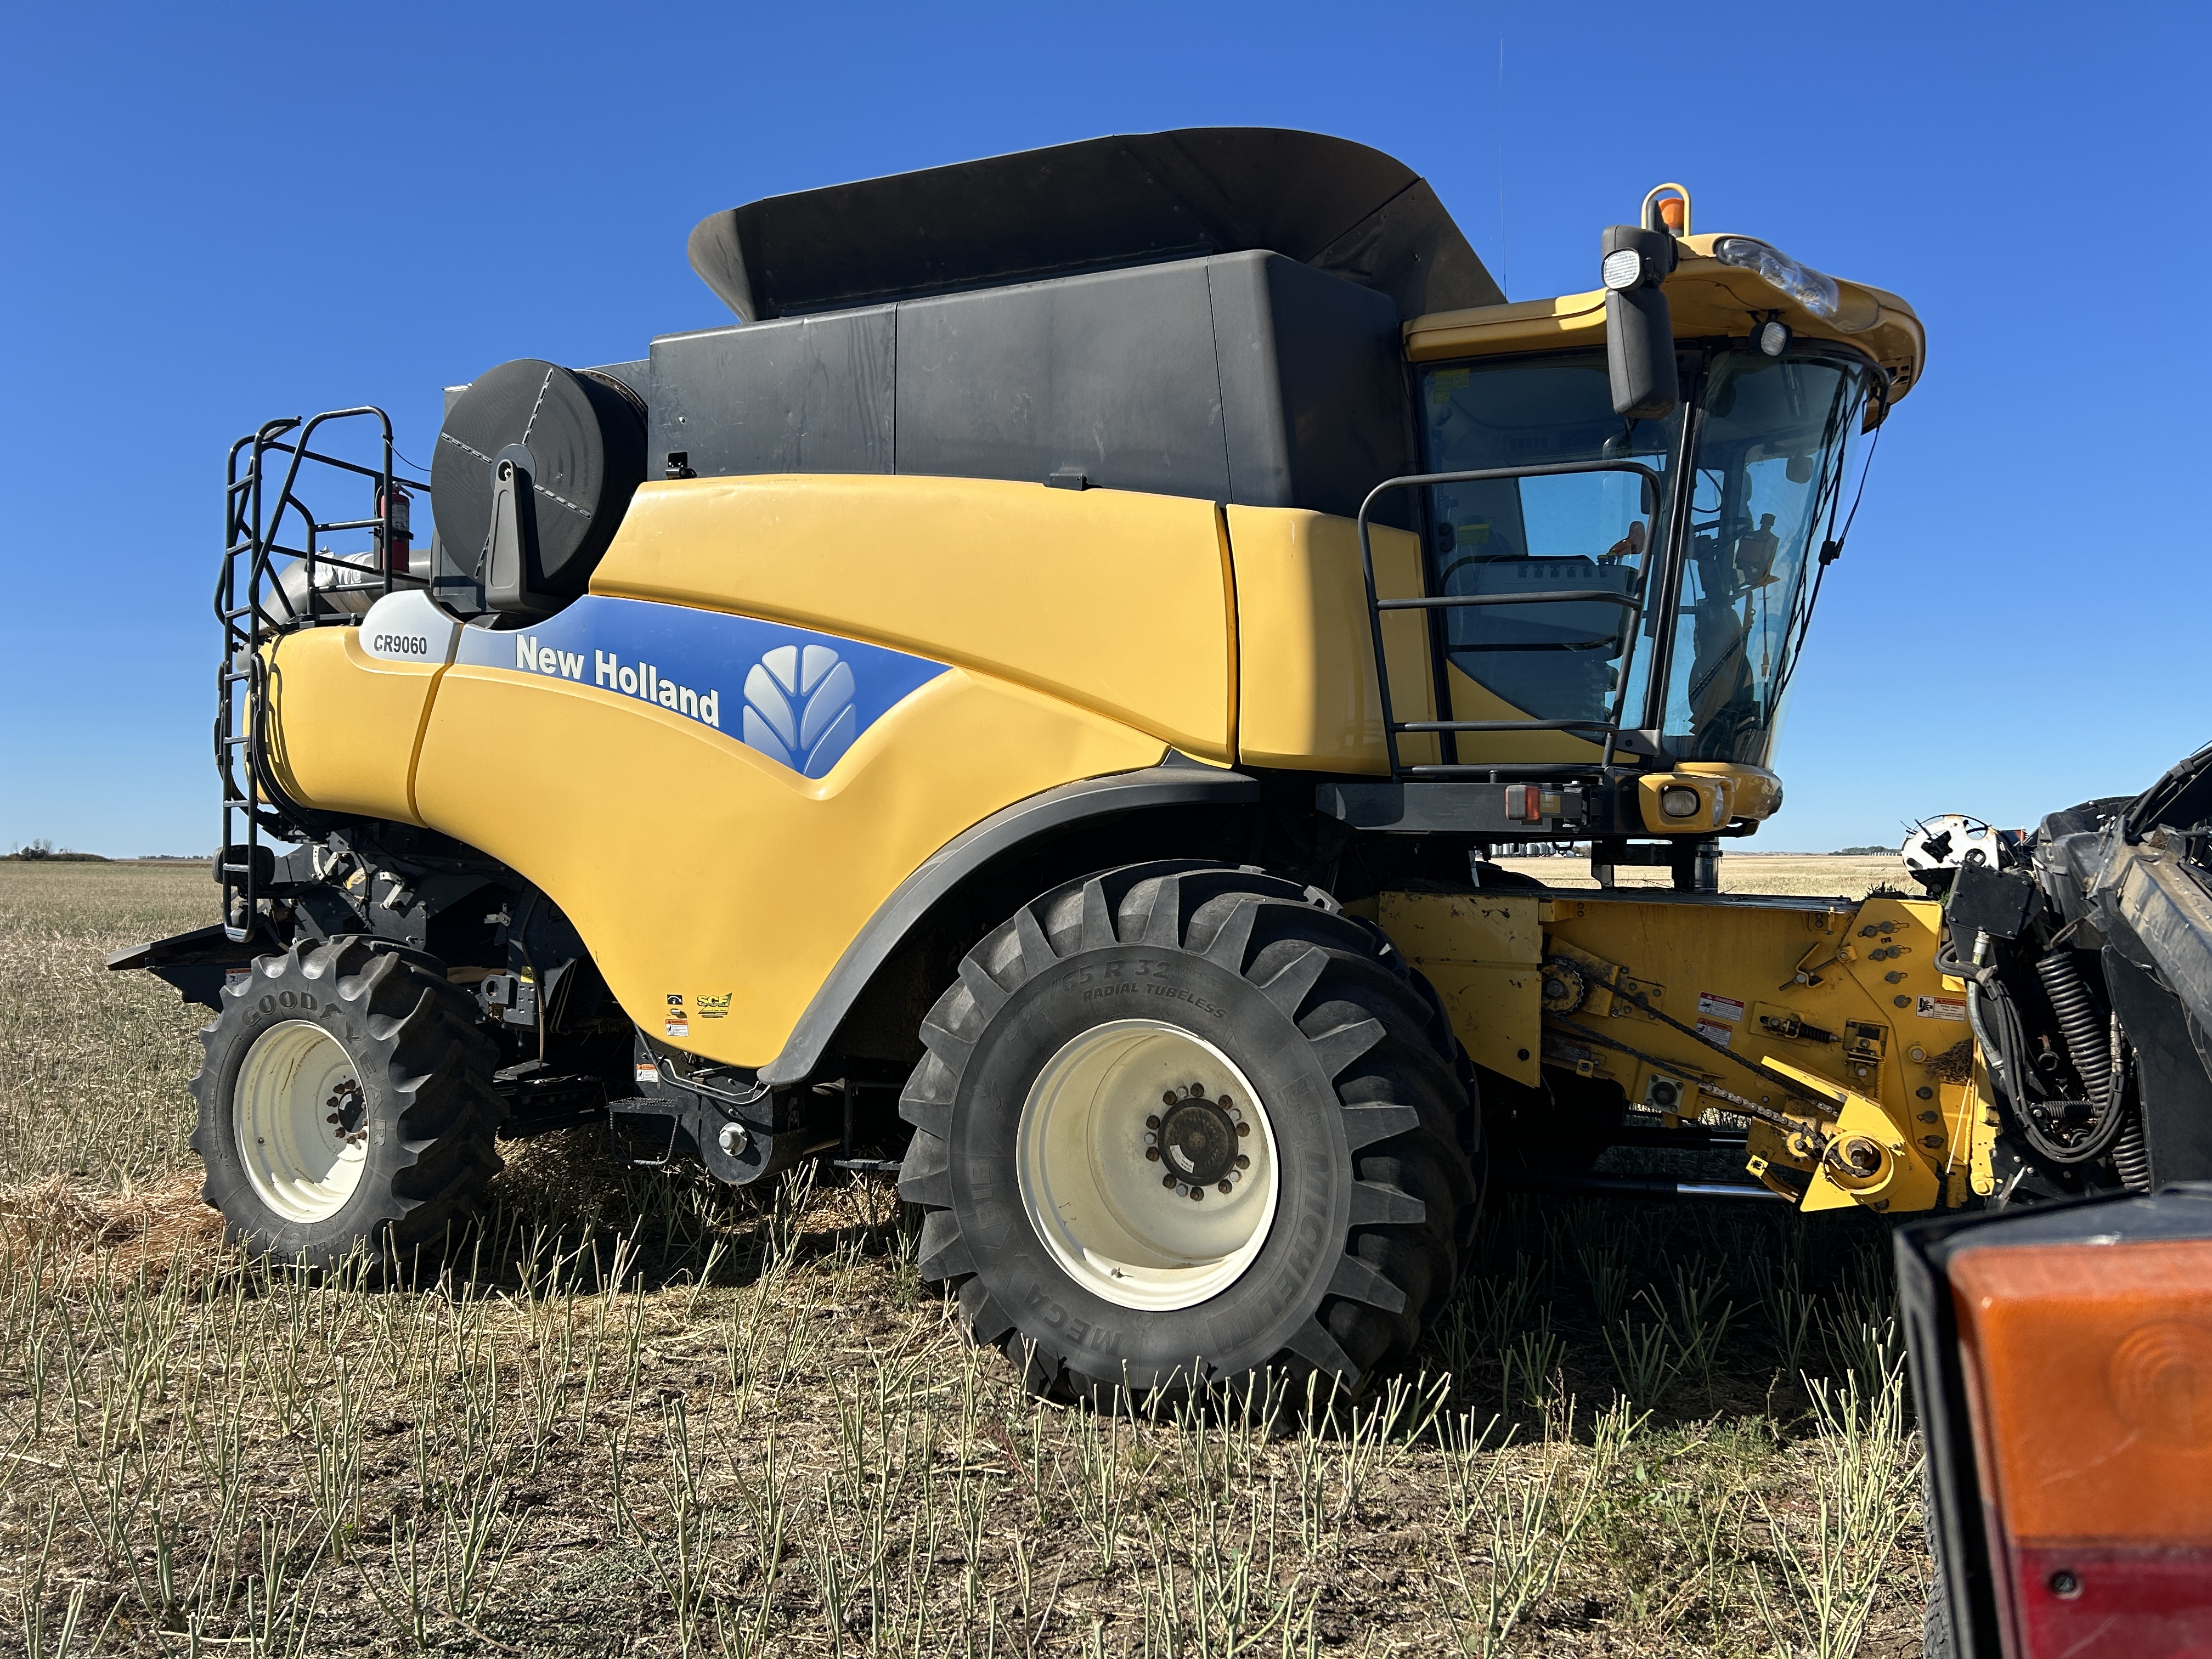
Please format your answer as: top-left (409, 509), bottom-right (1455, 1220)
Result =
top-left (189, 938), bottom-right (505, 1267)
top-left (898, 863), bottom-right (1480, 1403)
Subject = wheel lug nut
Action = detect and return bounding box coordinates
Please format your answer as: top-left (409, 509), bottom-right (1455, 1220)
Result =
top-left (1146, 1115), bottom-right (1160, 1130)
top-left (1189, 1082), bottom-right (1204, 1096)
top-left (1216, 1180), bottom-right (1233, 1194)
top-left (1163, 1173), bottom-right (1177, 1189)
top-left (1145, 1147), bottom-right (1160, 1161)
top-left (1235, 1122), bottom-right (1250, 1137)
top-left (1161, 1092), bottom-right (1177, 1107)
top-left (1189, 1187), bottom-right (1204, 1201)
top-left (1235, 1153), bottom-right (1250, 1169)
top-left (1217, 1095), bottom-right (1231, 1109)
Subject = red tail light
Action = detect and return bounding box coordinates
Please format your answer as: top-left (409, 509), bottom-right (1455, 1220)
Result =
top-left (1949, 1236), bottom-right (2212, 1657)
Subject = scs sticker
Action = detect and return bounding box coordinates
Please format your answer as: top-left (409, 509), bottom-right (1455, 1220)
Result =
top-left (1916, 995), bottom-right (1967, 1022)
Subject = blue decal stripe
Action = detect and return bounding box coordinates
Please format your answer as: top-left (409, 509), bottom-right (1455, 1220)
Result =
top-left (454, 597), bottom-right (947, 779)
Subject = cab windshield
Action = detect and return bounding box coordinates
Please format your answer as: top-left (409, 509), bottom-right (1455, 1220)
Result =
top-left (1667, 351), bottom-right (1875, 763)
top-left (1418, 347), bottom-right (1875, 767)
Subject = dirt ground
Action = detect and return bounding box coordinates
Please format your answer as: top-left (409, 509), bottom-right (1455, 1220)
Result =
top-left (0, 860), bottom-right (1934, 1656)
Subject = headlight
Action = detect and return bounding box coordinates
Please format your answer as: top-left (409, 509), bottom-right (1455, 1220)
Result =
top-left (1713, 237), bottom-right (1881, 334)
top-left (1660, 786), bottom-right (1702, 818)
top-left (1756, 317), bottom-right (1792, 357)
top-left (1601, 248), bottom-right (1644, 291)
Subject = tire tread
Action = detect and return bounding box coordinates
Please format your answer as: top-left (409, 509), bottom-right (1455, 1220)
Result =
top-left (898, 862), bottom-right (1482, 1403)
top-left (188, 936), bottom-right (504, 1265)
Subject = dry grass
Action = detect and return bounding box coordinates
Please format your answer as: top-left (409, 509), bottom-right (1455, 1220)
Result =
top-left (1492, 856), bottom-right (1906, 899)
top-left (0, 861), bottom-right (217, 1189)
top-left (0, 861), bottom-right (1934, 1656)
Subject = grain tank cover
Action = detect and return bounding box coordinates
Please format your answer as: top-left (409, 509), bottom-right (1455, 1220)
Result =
top-left (687, 127), bottom-right (1504, 324)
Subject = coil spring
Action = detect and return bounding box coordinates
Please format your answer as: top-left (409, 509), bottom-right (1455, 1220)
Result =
top-left (2111, 1110), bottom-right (2153, 1192)
top-left (2033, 951), bottom-right (2111, 1102)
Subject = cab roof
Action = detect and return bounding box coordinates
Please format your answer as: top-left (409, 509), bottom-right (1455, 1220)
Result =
top-left (1403, 232), bottom-right (1926, 407)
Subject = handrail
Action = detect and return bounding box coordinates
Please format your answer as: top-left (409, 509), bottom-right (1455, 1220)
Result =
top-left (1354, 460), bottom-right (1664, 778)
top-left (212, 406), bottom-right (431, 941)
top-left (1375, 589), bottom-right (1642, 612)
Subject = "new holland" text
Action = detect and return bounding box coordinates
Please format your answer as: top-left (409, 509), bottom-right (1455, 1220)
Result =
top-left (513, 636), bottom-right (720, 727)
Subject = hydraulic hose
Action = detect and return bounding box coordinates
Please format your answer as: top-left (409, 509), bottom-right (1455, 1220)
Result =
top-left (1957, 931), bottom-right (2023, 1111)
top-left (1960, 930), bottom-right (2135, 1167)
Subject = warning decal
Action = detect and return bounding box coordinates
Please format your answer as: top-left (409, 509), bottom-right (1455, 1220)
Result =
top-left (1696, 992), bottom-right (1746, 1023)
top-left (1916, 995), bottom-right (1967, 1023)
top-left (1696, 1019), bottom-right (1734, 1047)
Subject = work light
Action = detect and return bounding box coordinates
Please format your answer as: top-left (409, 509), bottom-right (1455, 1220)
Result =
top-left (1715, 237), bottom-right (1881, 334)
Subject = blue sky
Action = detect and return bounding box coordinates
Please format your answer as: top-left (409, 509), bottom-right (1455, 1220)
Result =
top-left (2, 1), bottom-right (2203, 855)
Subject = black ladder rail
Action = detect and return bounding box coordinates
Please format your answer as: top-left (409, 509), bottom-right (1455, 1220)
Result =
top-left (1355, 460), bottom-right (1665, 783)
top-left (214, 421), bottom-right (297, 939)
top-left (213, 408), bottom-right (430, 943)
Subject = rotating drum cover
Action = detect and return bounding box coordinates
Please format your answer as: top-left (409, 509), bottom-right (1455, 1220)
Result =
top-left (431, 359), bottom-right (647, 598)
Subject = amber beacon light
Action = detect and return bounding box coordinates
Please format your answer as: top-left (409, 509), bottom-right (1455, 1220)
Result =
top-left (1899, 1186), bottom-right (2212, 1658)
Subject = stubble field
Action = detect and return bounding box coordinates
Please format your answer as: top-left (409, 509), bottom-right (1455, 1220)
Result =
top-left (0, 859), bottom-right (1933, 1657)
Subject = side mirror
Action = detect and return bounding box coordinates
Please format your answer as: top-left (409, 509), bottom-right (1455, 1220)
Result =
top-left (1601, 225), bottom-right (1679, 421)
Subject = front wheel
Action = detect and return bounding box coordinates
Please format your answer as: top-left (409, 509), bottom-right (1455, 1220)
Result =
top-left (898, 862), bottom-right (1480, 1403)
top-left (189, 937), bottom-right (505, 1267)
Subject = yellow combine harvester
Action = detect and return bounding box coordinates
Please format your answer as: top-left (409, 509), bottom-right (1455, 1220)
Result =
top-left (115, 128), bottom-right (2201, 1402)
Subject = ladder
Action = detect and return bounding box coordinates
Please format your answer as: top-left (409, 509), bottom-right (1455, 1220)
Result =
top-left (213, 408), bottom-right (429, 943)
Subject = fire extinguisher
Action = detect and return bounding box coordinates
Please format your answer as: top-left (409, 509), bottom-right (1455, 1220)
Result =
top-left (377, 484), bottom-right (413, 577)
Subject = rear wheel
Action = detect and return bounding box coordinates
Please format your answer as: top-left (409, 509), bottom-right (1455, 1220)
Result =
top-left (190, 938), bottom-right (504, 1267)
top-left (898, 862), bottom-right (1480, 1403)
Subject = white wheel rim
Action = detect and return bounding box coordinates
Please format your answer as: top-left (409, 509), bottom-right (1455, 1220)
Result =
top-left (233, 1020), bottom-right (369, 1223)
top-left (1016, 1019), bottom-right (1280, 1312)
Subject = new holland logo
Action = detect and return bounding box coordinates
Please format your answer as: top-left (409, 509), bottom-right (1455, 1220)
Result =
top-left (742, 645), bottom-right (855, 779)
top-left (454, 595), bottom-right (947, 778)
